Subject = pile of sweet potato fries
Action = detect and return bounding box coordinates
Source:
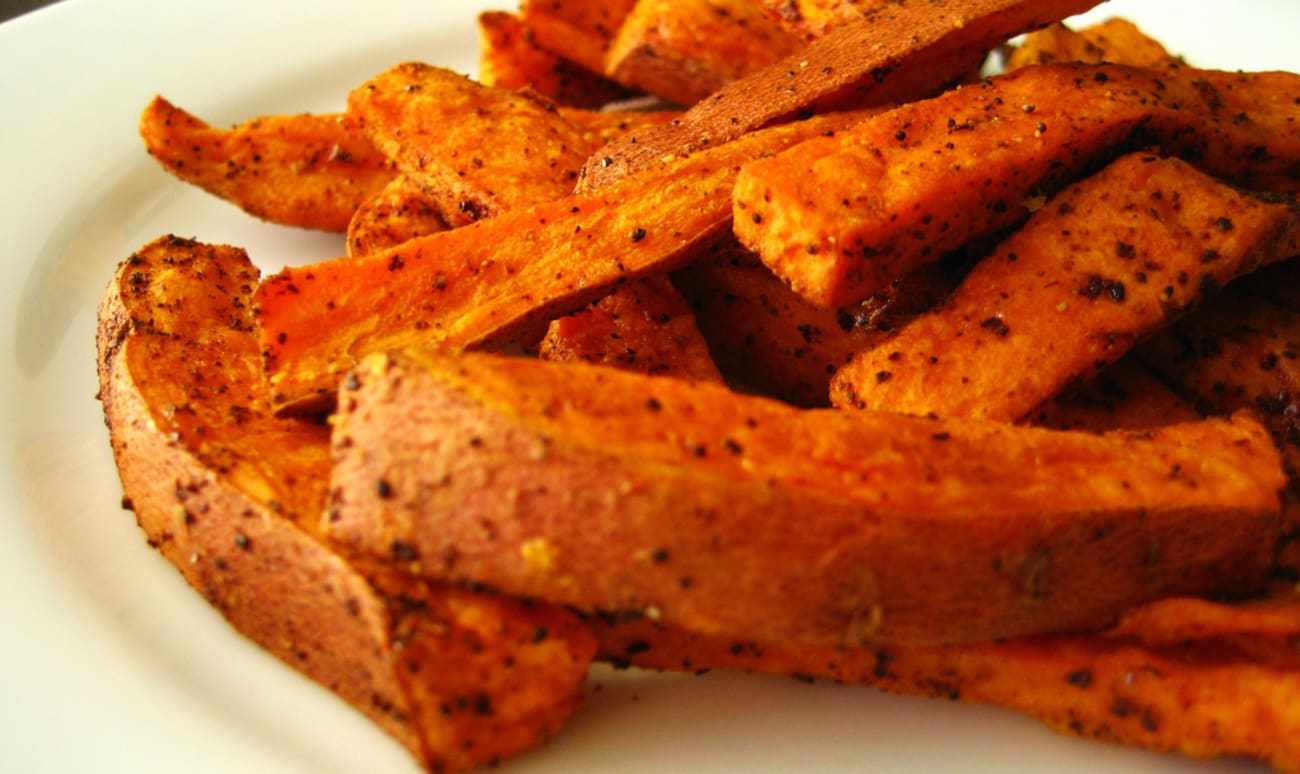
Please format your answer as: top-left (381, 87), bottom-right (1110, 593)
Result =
top-left (99, 0), bottom-right (1300, 771)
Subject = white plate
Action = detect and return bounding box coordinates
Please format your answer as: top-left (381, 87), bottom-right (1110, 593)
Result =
top-left (0, 1), bottom-right (1294, 772)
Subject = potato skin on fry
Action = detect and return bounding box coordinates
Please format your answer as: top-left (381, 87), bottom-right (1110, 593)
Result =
top-left (580, 0), bottom-right (1104, 188)
top-left (327, 349), bottom-right (1284, 648)
top-left (734, 63), bottom-right (1300, 307)
top-left (97, 235), bottom-right (595, 774)
top-left (139, 97), bottom-right (394, 231)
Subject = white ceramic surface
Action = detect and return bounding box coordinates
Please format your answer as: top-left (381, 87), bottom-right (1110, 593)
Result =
top-left (1, 1), bottom-right (1294, 771)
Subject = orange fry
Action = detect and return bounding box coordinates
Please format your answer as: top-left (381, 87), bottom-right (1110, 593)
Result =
top-left (348, 63), bottom-right (595, 226)
top-left (829, 153), bottom-right (1300, 421)
top-left (326, 348), bottom-right (1283, 648)
top-left (255, 112), bottom-right (867, 412)
top-left (734, 64), bottom-right (1300, 307)
top-left (138, 96), bottom-right (394, 231)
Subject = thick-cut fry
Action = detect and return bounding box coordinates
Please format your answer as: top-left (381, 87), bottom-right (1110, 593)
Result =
top-left (346, 175), bottom-right (449, 258)
top-left (138, 96), bottom-right (394, 231)
top-left (326, 348), bottom-right (1283, 648)
top-left (478, 10), bottom-right (640, 108)
top-left (735, 63), bottom-right (1300, 308)
top-left (1005, 17), bottom-right (1180, 70)
top-left (348, 63), bottom-right (595, 226)
top-left (674, 240), bottom-right (950, 406)
top-left (518, 0), bottom-right (640, 75)
top-left (592, 613), bottom-right (1300, 772)
top-left (96, 235), bottom-right (596, 774)
top-left (539, 275), bottom-right (724, 382)
top-left (603, 0), bottom-right (803, 106)
top-left (255, 112), bottom-right (867, 412)
top-left (577, 0), bottom-right (1104, 189)
top-left (829, 154), bottom-right (1300, 421)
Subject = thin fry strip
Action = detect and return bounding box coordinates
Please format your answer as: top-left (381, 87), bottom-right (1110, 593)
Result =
top-left (326, 348), bottom-right (1283, 648)
top-left (578, 0), bottom-right (1104, 189)
top-left (829, 153), bottom-right (1300, 421)
top-left (138, 96), bottom-right (394, 231)
top-left (592, 615), bottom-right (1300, 772)
top-left (255, 112), bottom-right (866, 411)
top-left (734, 63), bottom-right (1300, 307)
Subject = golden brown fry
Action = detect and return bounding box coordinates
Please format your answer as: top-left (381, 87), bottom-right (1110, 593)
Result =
top-left (735, 64), bottom-right (1300, 308)
top-left (327, 348), bottom-right (1283, 648)
top-left (96, 235), bottom-right (595, 774)
top-left (1005, 17), bottom-right (1181, 70)
top-left (519, 0), bottom-right (640, 74)
top-left (593, 613), bottom-right (1300, 772)
top-left (539, 275), bottom-right (725, 382)
top-left (673, 239), bottom-right (949, 406)
top-left (348, 63), bottom-right (595, 226)
top-left (603, 0), bottom-right (803, 106)
top-left (345, 175), bottom-right (450, 258)
top-left (478, 10), bottom-right (640, 108)
top-left (829, 154), bottom-right (1300, 421)
top-left (578, 0), bottom-right (1104, 189)
top-left (138, 96), bottom-right (394, 231)
top-left (255, 112), bottom-right (866, 412)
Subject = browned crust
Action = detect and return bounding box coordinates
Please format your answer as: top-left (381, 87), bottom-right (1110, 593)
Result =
top-left (96, 235), bottom-right (595, 773)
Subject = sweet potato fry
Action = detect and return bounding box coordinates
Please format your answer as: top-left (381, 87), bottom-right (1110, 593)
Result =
top-left (735, 63), bottom-right (1300, 307)
top-left (518, 0), bottom-right (640, 74)
top-left (1025, 358), bottom-right (1201, 432)
top-left (346, 174), bottom-right (450, 258)
top-left (756, 0), bottom-right (874, 40)
top-left (578, 0), bottom-right (1104, 189)
top-left (348, 63), bottom-right (595, 226)
top-left (96, 235), bottom-right (595, 774)
top-left (1005, 17), bottom-right (1180, 70)
top-left (539, 275), bottom-right (724, 382)
top-left (255, 112), bottom-right (867, 412)
top-left (478, 10), bottom-right (640, 108)
top-left (673, 239), bottom-right (950, 405)
top-left (326, 348), bottom-right (1283, 647)
top-left (1138, 283), bottom-right (1300, 579)
top-left (603, 0), bottom-right (803, 106)
top-left (592, 613), bottom-right (1300, 772)
top-left (138, 96), bottom-right (394, 231)
top-left (556, 105), bottom-right (683, 147)
top-left (829, 153), bottom-right (1300, 421)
